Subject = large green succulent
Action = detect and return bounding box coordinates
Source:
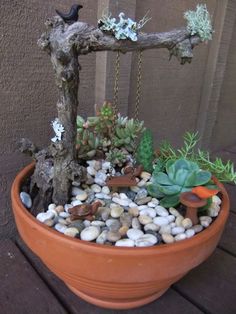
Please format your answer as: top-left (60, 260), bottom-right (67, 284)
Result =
top-left (147, 159), bottom-right (212, 208)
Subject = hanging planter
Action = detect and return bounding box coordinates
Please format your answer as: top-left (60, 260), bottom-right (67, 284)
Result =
top-left (11, 4), bottom-right (234, 310)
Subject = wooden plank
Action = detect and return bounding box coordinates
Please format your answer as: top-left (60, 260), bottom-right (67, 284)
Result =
top-left (225, 184), bottom-right (236, 214)
top-left (0, 240), bottom-right (66, 314)
top-left (196, 0), bottom-right (236, 149)
top-left (219, 212), bottom-right (236, 255)
top-left (16, 238), bottom-right (203, 314)
top-left (174, 248), bottom-right (236, 314)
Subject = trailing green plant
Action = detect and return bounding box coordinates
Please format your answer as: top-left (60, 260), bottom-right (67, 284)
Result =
top-left (157, 132), bottom-right (236, 184)
top-left (184, 4), bottom-right (213, 42)
top-left (147, 159), bottom-right (213, 208)
top-left (136, 129), bottom-right (155, 173)
top-left (76, 102), bottom-right (145, 160)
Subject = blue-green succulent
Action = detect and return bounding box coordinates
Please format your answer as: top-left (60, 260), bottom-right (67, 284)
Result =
top-left (147, 159), bottom-right (212, 208)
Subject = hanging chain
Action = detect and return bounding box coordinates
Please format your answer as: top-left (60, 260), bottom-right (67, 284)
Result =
top-left (113, 50), bottom-right (120, 116)
top-left (134, 50), bottom-right (143, 121)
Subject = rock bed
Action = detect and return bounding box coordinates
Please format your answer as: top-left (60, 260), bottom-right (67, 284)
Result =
top-left (20, 159), bottom-right (222, 247)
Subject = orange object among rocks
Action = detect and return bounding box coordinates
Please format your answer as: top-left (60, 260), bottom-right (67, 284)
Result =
top-left (191, 186), bottom-right (220, 199)
top-left (106, 165), bottom-right (143, 188)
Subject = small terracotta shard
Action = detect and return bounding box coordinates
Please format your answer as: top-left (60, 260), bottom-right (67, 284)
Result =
top-left (69, 201), bottom-right (102, 221)
top-left (180, 191), bottom-right (207, 225)
top-left (106, 165), bottom-right (143, 188)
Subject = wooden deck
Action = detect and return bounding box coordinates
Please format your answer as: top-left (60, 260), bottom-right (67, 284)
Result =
top-left (1, 148), bottom-right (236, 314)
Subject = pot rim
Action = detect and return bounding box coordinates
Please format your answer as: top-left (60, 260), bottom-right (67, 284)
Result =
top-left (11, 162), bottom-right (230, 256)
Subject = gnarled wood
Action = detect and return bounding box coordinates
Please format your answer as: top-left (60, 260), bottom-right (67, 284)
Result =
top-left (25, 15), bottom-right (204, 206)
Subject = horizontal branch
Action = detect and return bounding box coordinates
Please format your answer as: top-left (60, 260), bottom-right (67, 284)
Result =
top-left (38, 17), bottom-right (202, 63)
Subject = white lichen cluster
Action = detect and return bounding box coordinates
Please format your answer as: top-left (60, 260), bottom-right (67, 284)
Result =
top-left (51, 118), bottom-right (65, 143)
top-left (184, 4), bottom-right (213, 41)
top-left (98, 10), bottom-right (150, 41)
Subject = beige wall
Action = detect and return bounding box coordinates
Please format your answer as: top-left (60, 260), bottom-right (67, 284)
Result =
top-left (0, 0), bottom-right (235, 237)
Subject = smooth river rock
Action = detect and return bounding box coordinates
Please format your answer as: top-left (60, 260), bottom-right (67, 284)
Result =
top-left (80, 226), bottom-right (100, 241)
top-left (127, 228), bottom-right (144, 241)
top-left (115, 239), bottom-right (135, 247)
top-left (153, 217), bottom-right (169, 226)
top-left (20, 192), bottom-right (32, 209)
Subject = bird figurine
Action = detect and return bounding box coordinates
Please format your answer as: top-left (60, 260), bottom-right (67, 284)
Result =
top-left (55, 4), bottom-right (83, 25)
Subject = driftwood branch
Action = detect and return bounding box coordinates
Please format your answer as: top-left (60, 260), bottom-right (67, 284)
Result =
top-left (25, 15), bottom-right (204, 207)
top-left (38, 17), bottom-right (201, 62)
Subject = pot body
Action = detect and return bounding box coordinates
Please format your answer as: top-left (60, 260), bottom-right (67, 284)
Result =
top-left (11, 163), bottom-right (230, 309)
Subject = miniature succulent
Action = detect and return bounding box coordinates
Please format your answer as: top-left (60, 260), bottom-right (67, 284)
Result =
top-left (106, 148), bottom-right (128, 166)
top-left (136, 129), bottom-right (155, 173)
top-left (147, 159), bottom-right (212, 207)
top-left (158, 132), bottom-right (236, 184)
top-left (76, 102), bottom-right (145, 160)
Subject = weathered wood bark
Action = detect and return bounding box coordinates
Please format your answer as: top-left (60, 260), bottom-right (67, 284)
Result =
top-left (22, 15), bottom-right (204, 207)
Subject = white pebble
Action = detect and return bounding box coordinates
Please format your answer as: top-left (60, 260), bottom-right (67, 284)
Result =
top-left (120, 193), bottom-right (128, 200)
top-left (129, 202), bottom-right (138, 208)
top-left (71, 200), bottom-right (82, 206)
top-left (20, 192), bottom-right (32, 209)
top-left (87, 166), bottom-right (97, 176)
top-left (172, 226), bottom-right (185, 235)
top-left (102, 161), bottom-right (111, 171)
top-left (200, 216), bottom-right (212, 228)
top-left (169, 207), bottom-right (181, 217)
top-left (112, 197), bottom-right (130, 207)
top-left (140, 171), bottom-right (151, 180)
top-left (135, 234), bottom-right (157, 246)
top-left (181, 218), bottom-right (193, 229)
top-left (193, 224), bottom-right (203, 233)
top-left (166, 215), bottom-right (175, 223)
top-left (80, 226), bottom-right (100, 241)
top-left (127, 228), bottom-right (144, 240)
top-left (101, 186), bottom-right (110, 195)
top-left (48, 203), bottom-right (56, 211)
top-left (110, 206), bottom-right (124, 218)
top-left (159, 225), bottom-right (171, 234)
top-left (155, 206), bottom-right (169, 217)
top-left (91, 221), bottom-right (106, 227)
top-left (96, 230), bottom-right (108, 244)
top-left (83, 220), bottom-right (91, 227)
top-left (91, 184), bottom-right (101, 193)
top-left (64, 227), bottom-right (79, 237)
top-left (212, 195), bottom-right (221, 205)
top-left (151, 198), bottom-right (159, 205)
top-left (170, 222), bottom-right (176, 228)
top-left (175, 216), bottom-right (184, 227)
top-left (54, 223), bottom-right (67, 233)
top-left (175, 233), bottom-right (187, 241)
top-left (144, 223), bottom-right (159, 232)
top-left (162, 233), bottom-right (175, 244)
top-left (137, 179), bottom-right (147, 187)
top-left (115, 239), bottom-right (135, 247)
top-left (75, 191), bottom-right (88, 201)
top-left (140, 208), bottom-right (156, 218)
top-left (59, 212), bottom-right (70, 218)
top-left (147, 202), bottom-right (156, 208)
top-left (37, 212), bottom-right (54, 223)
top-left (185, 229), bottom-right (195, 238)
top-left (153, 217), bottom-right (169, 226)
top-left (138, 215), bottom-right (153, 225)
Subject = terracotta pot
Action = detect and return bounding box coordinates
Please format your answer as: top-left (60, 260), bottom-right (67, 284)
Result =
top-left (11, 163), bottom-right (230, 310)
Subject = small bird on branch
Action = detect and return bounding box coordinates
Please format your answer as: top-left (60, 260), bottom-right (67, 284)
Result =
top-left (55, 4), bottom-right (83, 24)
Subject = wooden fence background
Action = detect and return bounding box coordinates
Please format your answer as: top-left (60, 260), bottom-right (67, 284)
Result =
top-left (0, 0), bottom-right (236, 237)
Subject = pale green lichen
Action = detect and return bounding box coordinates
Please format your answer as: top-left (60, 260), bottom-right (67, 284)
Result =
top-left (98, 10), bottom-right (151, 41)
top-left (184, 4), bottom-right (213, 41)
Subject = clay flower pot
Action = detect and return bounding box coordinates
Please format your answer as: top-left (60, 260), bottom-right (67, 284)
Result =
top-left (11, 163), bottom-right (230, 310)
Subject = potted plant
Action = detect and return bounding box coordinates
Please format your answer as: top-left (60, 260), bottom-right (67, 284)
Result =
top-left (11, 4), bottom-right (234, 310)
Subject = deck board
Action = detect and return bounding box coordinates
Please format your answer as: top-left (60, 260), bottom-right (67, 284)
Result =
top-left (174, 249), bottom-right (236, 314)
top-left (0, 240), bottom-right (66, 314)
top-left (219, 211), bottom-right (236, 255)
top-left (16, 238), bottom-right (203, 314)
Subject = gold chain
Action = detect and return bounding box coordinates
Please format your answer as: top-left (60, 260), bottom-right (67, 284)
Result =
top-left (113, 51), bottom-right (120, 116)
top-left (134, 50), bottom-right (143, 121)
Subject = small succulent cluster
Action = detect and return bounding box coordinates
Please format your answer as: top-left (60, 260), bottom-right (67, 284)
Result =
top-left (184, 4), bottom-right (213, 42)
top-left (136, 129), bottom-right (155, 173)
top-left (98, 11), bottom-right (150, 41)
top-left (147, 159), bottom-right (213, 208)
top-left (76, 102), bottom-right (145, 161)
